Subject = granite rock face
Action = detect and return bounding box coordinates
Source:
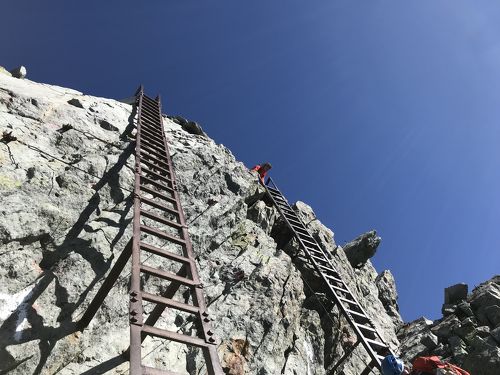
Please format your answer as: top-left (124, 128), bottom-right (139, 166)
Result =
top-left (0, 73), bottom-right (402, 374)
top-left (398, 276), bottom-right (500, 375)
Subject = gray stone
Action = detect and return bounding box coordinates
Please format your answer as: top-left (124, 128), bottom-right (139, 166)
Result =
top-left (442, 303), bottom-right (457, 316)
top-left (376, 270), bottom-right (403, 327)
top-left (490, 326), bottom-right (500, 345)
top-left (485, 305), bottom-right (500, 327)
top-left (420, 332), bottom-right (439, 349)
top-left (448, 335), bottom-right (468, 363)
top-left (444, 283), bottom-right (468, 305)
top-left (67, 98), bottom-right (85, 108)
top-left (9, 66), bottom-right (27, 79)
top-left (476, 325), bottom-right (491, 338)
top-left (456, 301), bottom-right (474, 318)
top-left (469, 277), bottom-right (500, 325)
top-left (397, 317), bottom-right (434, 362)
top-left (431, 315), bottom-right (460, 339)
top-left (343, 230), bottom-right (380, 268)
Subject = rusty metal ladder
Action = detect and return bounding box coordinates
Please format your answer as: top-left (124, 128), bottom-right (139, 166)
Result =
top-left (79, 87), bottom-right (223, 375)
top-left (262, 177), bottom-right (394, 375)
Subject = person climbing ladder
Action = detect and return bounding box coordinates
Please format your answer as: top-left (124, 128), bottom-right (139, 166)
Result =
top-left (250, 162), bottom-right (272, 181)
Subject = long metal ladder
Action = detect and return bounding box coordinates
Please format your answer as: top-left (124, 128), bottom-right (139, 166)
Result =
top-left (79, 87), bottom-right (223, 375)
top-left (262, 177), bottom-right (394, 374)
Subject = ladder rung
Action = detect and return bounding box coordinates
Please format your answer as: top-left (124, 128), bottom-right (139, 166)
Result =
top-left (139, 152), bottom-right (170, 169)
top-left (310, 254), bottom-right (330, 264)
top-left (290, 224), bottom-right (309, 233)
top-left (140, 105), bottom-right (159, 115)
top-left (140, 117), bottom-right (160, 128)
top-left (142, 95), bottom-right (158, 105)
top-left (141, 324), bottom-right (208, 348)
top-left (338, 295), bottom-right (357, 305)
top-left (317, 263), bottom-right (336, 272)
top-left (141, 224), bottom-right (185, 245)
top-left (365, 338), bottom-right (388, 350)
top-left (140, 176), bottom-right (175, 195)
top-left (324, 273), bottom-right (343, 284)
top-left (142, 166), bottom-right (172, 184)
top-left (142, 365), bottom-right (183, 375)
top-left (266, 186), bottom-right (280, 193)
top-left (142, 292), bottom-right (199, 315)
top-left (355, 323), bottom-right (377, 334)
top-left (140, 110), bottom-right (159, 122)
top-left (141, 135), bottom-right (165, 150)
top-left (346, 308), bottom-right (368, 320)
top-left (329, 284), bottom-right (351, 294)
top-left (140, 265), bottom-right (195, 286)
top-left (141, 144), bottom-right (167, 160)
top-left (141, 129), bottom-right (164, 145)
top-left (139, 241), bottom-right (189, 263)
top-left (140, 159), bottom-right (171, 178)
top-left (140, 186), bottom-right (175, 204)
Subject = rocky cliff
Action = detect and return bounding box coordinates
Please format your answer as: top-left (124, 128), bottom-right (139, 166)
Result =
top-left (0, 71), bottom-right (497, 375)
top-left (397, 277), bottom-right (500, 375)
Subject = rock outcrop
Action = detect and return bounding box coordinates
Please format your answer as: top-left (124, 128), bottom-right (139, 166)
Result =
top-left (343, 230), bottom-right (381, 268)
top-left (4, 70), bottom-right (499, 375)
top-left (0, 71), bottom-right (407, 374)
top-left (398, 276), bottom-right (500, 375)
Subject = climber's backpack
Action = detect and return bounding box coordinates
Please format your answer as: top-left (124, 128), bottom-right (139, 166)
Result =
top-left (412, 356), bottom-right (470, 375)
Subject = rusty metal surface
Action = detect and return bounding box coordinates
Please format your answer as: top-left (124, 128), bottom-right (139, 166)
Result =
top-left (129, 88), bottom-right (223, 375)
top-left (262, 176), bottom-right (394, 374)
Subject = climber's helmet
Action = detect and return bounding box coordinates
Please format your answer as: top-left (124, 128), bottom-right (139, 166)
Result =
top-left (381, 355), bottom-right (405, 375)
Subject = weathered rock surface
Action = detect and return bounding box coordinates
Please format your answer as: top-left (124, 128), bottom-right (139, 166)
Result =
top-left (9, 66), bottom-right (27, 79)
top-left (398, 276), bottom-right (500, 374)
top-left (343, 230), bottom-right (380, 268)
top-left (0, 74), bottom-right (402, 374)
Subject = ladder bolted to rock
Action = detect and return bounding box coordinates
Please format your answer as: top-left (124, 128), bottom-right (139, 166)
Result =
top-left (261, 177), bottom-right (395, 375)
top-left (79, 87), bottom-right (223, 375)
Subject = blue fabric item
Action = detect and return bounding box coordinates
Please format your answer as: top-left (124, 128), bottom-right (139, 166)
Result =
top-left (381, 355), bottom-right (405, 375)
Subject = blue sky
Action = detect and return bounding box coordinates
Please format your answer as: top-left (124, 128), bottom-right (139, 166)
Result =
top-left (2, 1), bottom-right (499, 322)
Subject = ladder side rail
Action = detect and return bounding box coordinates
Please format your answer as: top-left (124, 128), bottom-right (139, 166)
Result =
top-left (130, 90), bottom-right (146, 375)
top-left (261, 179), bottom-right (394, 369)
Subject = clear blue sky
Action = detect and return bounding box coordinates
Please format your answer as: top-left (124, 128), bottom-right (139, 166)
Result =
top-left (2, 1), bottom-right (499, 322)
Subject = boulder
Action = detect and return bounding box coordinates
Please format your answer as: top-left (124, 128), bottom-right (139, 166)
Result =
top-left (9, 66), bottom-right (27, 79)
top-left (343, 230), bottom-right (380, 268)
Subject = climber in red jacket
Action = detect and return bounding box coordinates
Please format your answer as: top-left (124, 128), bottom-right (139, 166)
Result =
top-left (250, 162), bottom-right (272, 181)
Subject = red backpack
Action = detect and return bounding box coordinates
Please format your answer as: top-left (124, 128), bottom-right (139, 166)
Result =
top-left (412, 356), bottom-right (470, 375)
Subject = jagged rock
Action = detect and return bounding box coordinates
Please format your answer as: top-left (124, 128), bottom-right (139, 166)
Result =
top-left (444, 283), bottom-right (468, 305)
top-left (461, 336), bottom-right (500, 375)
top-left (376, 270), bottom-right (403, 327)
top-left (442, 303), bottom-right (457, 316)
top-left (476, 325), bottom-right (491, 338)
top-left (469, 277), bottom-right (500, 326)
top-left (0, 66), bottom-right (12, 77)
top-left (453, 318), bottom-right (477, 344)
top-left (490, 326), bottom-right (500, 344)
top-left (420, 332), bottom-right (439, 350)
top-left (397, 317), bottom-right (434, 362)
top-left (431, 315), bottom-right (460, 339)
top-left (456, 301), bottom-right (474, 318)
top-left (485, 305), bottom-right (500, 327)
top-left (9, 66), bottom-right (27, 79)
top-left (343, 230), bottom-right (380, 268)
top-left (0, 73), bottom-right (401, 374)
top-left (448, 335), bottom-right (468, 364)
